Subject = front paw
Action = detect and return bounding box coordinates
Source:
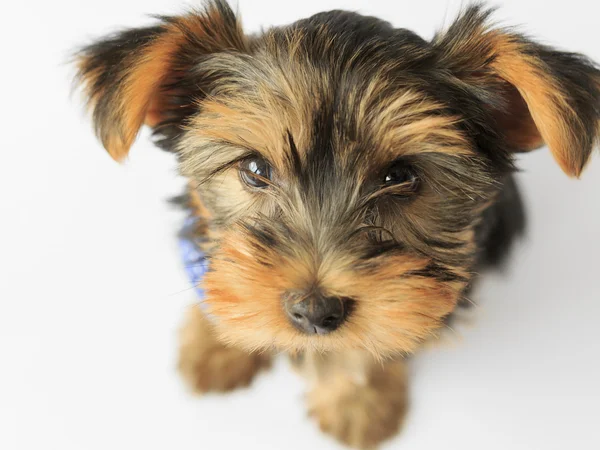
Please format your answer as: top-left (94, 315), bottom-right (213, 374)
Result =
top-left (307, 361), bottom-right (407, 449)
top-left (178, 306), bottom-right (271, 393)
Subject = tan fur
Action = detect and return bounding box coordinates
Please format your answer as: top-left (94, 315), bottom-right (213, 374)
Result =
top-left (178, 305), bottom-right (271, 393)
top-left (77, 5), bottom-right (248, 161)
top-left (489, 34), bottom-right (583, 176)
top-left (78, 29), bottom-right (183, 160)
top-left (298, 351), bottom-right (408, 449)
top-left (363, 89), bottom-right (472, 160)
top-left (433, 15), bottom-right (596, 177)
top-left (202, 226), bottom-right (466, 358)
top-left (178, 64), bottom-right (477, 358)
top-left (76, 3), bottom-right (600, 448)
top-left (187, 186), bottom-right (212, 237)
top-left (179, 47), bottom-right (474, 183)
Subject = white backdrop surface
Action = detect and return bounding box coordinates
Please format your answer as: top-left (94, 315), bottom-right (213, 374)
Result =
top-left (1, 1), bottom-right (599, 449)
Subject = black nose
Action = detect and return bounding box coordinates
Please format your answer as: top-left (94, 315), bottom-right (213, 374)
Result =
top-left (283, 292), bottom-right (353, 335)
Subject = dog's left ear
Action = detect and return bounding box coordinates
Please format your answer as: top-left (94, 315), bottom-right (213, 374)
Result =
top-left (75, 1), bottom-right (247, 161)
top-left (433, 6), bottom-right (600, 177)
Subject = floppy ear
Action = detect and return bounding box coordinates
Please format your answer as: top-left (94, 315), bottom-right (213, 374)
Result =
top-left (433, 6), bottom-right (600, 177)
top-left (75, 0), bottom-right (247, 161)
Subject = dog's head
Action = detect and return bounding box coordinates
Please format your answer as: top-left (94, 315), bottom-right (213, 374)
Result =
top-left (76, 1), bottom-right (600, 357)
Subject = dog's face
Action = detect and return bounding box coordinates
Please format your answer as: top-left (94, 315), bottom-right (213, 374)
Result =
top-left (76, 1), bottom-right (600, 357)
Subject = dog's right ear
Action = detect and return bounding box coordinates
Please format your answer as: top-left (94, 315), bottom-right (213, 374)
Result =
top-left (74, 0), bottom-right (247, 161)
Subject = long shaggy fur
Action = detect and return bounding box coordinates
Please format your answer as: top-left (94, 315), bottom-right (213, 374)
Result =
top-left (74, 2), bottom-right (600, 447)
top-left (74, 0), bottom-right (600, 355)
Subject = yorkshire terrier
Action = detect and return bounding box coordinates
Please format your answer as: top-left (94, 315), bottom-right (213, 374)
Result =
top-left (75, 1), bottom-right (600, 448)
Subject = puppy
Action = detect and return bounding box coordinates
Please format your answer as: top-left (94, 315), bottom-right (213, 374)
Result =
top-left (75, 1), bottom-right (600, 448)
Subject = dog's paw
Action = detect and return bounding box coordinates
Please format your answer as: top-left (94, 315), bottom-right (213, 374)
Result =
top-left (178, 306), bottom-right (271, 393)
top-left (307, 361), bottom-right (407, 449)
top-left (179, 340), bottom-right (271, 393)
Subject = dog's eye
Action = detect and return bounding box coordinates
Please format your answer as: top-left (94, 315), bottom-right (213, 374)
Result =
top-left (239, 156), bottom-right (273, 189)
top-left (384, 161), bottom-right (419, 190)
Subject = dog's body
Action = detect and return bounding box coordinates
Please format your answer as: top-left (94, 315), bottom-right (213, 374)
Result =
top-left (75, 2), bottom-right (599, 447)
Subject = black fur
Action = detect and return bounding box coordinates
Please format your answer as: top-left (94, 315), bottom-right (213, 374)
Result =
top-left (476, 175), bottom-right (526, 268)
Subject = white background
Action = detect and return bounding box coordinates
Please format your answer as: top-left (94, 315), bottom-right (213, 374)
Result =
top-left (1, 1), bottom-right (599, 449)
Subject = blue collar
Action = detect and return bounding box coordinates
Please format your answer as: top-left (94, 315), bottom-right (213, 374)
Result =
top-left (178, 216), bottom-right (209, 302)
